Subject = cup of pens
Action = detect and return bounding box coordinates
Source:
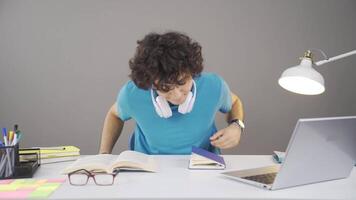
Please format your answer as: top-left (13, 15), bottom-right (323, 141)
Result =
top-left (0, 125), bottom-right (22, 179)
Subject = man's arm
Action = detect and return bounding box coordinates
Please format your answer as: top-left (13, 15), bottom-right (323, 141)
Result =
top-left (210, 92), bottom-right (244, 149)
top-left (99, 103), bottom-right (125, 154)
top-left (226, 92), bottom-right (244, 122)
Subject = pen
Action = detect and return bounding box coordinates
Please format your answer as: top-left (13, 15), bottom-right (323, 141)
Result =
top-left (2, 128), bottom-right (7, 146)
top-left (11, 134), bottom-right (17, 146)
top-left (14, 124), bottom-right (18, 133)
top-left (16, 132), bottom-right (23, 142)
top-left (8, 131), bottom-right (14, 145)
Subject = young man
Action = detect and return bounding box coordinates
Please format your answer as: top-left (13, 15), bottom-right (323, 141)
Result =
top-left (99, 31), bottom-right (244, 154)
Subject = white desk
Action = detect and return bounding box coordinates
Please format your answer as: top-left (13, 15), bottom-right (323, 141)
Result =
top-left (33, 155), bottom-right (356, 200)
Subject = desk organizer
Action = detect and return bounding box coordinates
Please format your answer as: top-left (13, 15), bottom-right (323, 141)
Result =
top-left (0, 144), bottom-right (40, 179)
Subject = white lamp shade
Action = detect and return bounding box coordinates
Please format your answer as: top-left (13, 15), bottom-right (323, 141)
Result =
top-left (278, 58), bottom-right (325, 95)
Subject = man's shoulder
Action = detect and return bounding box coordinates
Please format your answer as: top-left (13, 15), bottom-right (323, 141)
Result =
top-left (121, 80), bottom-right (147, 92)
top-left (118, 80), bottom-right (148, 100)
top-left (197, 72), bottom-right (224, 89)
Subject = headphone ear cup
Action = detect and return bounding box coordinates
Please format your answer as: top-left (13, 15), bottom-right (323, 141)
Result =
top-left (156, 96), bottom-right (172, 118)
top-left (186, 91), bottom-right (195, 113)
top-left (178, 92), bottom-right (193, 114)
top-left (153, 101), bottom-right (164, 118)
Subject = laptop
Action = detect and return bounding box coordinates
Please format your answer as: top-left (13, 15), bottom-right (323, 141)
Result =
top-left (221, 116), bottom-right (356, 190)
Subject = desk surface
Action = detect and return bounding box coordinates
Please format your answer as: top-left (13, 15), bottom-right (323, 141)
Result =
top-left (33, 155), bottom-right (355, 200)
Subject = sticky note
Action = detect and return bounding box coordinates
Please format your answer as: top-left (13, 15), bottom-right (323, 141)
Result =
top-left (0, 190), bottom-right (33, 199)
top-left (0, 178), bottom-right (64, 199)
top-left (46, 178), bottom-right (66, 183)
top-left (0, 180), bottom-right (13, 184)
top-left (0, 184), bottom-right (19, 191)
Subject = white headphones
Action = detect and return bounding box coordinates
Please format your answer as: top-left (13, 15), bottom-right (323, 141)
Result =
top-left (150, 80), bottom-right (197, 118)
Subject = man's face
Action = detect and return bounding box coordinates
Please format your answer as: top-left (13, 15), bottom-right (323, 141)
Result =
top-left (156, 76), bottom-right (193, 105)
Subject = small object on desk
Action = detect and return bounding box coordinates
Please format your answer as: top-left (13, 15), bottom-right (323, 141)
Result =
top-left (189, 146), bottom-right (226, 170)
top-left (0, 178), bottom-right (66, 199)
top-left (19, 146), bottom-right (80, 164)
top-left (2, 128), bottom-right (8, 146)
top-left (32, 146), bottom-right (67, 150)
top-left (0, 125), bottom-right (41, 179)
top-left (272, 151), bottom-right (286, 164)
top-left (14, 124), bottom-right (18, 133)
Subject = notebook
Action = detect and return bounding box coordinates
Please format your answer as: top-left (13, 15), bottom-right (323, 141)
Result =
top-left (188, 146), bottom-right (225, 170)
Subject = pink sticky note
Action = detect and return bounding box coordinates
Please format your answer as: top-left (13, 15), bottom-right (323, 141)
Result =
top-left (46, 178), bottom-right (67, 183)
top-left (0, 190), bottom-right (33, 199)
top-left (0, 180), bottom-right (14, 184)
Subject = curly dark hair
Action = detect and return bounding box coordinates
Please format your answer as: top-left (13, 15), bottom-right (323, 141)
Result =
top-left (129, 31), bottom-right (204, 92)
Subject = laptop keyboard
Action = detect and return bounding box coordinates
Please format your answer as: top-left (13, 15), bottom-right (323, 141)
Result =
top-left (242, 173), bottom-right (277, 184)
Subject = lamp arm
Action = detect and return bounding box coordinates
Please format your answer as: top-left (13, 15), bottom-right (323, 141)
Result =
top-left (315, 50), bottom-right (356, 66)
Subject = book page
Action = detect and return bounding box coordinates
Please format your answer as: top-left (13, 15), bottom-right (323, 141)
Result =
top-left (62, 154), bottom-right (118, 174)
top-left (191, 154), bottom-right (218, 165)
top-left (111, 150), bottom-right (157, 172)
top-left (189, 154), bottom-right (225, 169)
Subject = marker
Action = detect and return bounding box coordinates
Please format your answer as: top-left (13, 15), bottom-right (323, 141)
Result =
top-left (2, 128), bottom-right (7, 146)
top-left (8, 131), bottom-right (14, 145)
top-left (16, 132), bottom-right (23, 142)
top-left (14, 124), bottom-right (18, 132)
top-left (11, 134), bottom-right (17, 146)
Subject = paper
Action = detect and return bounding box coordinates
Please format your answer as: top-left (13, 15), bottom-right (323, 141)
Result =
top-left (0, 178), bottom-right (66, 199)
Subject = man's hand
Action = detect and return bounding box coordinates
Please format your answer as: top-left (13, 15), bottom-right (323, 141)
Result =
top-left (210, 124), bottom-right (242, 149)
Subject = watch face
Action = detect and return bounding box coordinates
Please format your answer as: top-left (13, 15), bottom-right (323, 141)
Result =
top-left (238, 120), bottom-right (245, 129)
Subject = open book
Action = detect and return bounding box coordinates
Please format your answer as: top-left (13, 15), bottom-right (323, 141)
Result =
top-left (62, 150), bottom-right (157, 174)
top-left (189, 146), bottom-right (226, 170)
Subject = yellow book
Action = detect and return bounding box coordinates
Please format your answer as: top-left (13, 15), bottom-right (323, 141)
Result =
top-left (19, 146), bottom-right (80, 157)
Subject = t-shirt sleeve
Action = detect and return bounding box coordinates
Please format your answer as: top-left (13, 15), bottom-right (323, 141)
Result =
top-left (218, 76), bottom-right (232, 113)
top-left (116, 83), bottom-right (132, 121)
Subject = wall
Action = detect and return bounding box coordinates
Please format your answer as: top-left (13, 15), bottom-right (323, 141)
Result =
top-left (0, 0), bottom-right (355, 154)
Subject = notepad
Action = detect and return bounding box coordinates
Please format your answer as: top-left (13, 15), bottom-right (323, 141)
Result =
top-left (188, 146), bottom-right (226, 170)
top-left (0, 178), bottom-right (66, 199)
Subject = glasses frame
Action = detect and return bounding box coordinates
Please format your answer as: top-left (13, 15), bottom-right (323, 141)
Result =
top-left (68, 169), bottom-right (118, 186)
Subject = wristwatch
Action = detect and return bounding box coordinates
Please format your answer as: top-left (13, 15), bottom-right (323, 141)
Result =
top-left (230, 119), bottom-right (245, 133)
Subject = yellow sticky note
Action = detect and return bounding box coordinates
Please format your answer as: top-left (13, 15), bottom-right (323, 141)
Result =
top-left (29, 190), bottom-right (53, 198)
top-left (35, 179), bottom-right (48, 184)
top-left (0, 184), bottom-right (19, 191)
top-left (17, 184), bottom-right (40, 190)
top-left (10, 179), bottom-right (26, 185)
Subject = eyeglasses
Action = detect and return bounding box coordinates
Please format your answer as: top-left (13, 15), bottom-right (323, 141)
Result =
top-left (68, 169), bottom-right (118, 186)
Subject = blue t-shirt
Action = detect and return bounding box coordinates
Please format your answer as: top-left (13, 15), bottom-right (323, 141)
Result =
top-left (116, 72), bottom-right (232, 155)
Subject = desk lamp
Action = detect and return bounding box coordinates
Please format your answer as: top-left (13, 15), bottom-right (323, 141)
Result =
top-left (278, 49), bottom-right (356, 95)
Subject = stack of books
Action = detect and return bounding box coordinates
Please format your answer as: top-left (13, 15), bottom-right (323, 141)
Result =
top-left (20, 146), bottom-right (80, 164)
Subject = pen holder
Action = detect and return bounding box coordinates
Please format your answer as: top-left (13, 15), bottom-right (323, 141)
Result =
top-left (0, 143), bottom-right (40, 179)
top-left (0, 144), bottom-right (19, 179)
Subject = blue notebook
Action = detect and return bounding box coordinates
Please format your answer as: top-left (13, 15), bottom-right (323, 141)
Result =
top-left (188, 146), bottom-right (226, 170)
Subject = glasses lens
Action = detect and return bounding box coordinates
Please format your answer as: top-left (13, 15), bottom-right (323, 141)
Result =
top-left (94, 174), bottom-right (114, 185)
top-left (69, 174), bottom-right (89, 185)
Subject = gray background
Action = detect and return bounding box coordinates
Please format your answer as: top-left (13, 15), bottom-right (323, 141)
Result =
top-left (0, 0), bottom-right (355, 155)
